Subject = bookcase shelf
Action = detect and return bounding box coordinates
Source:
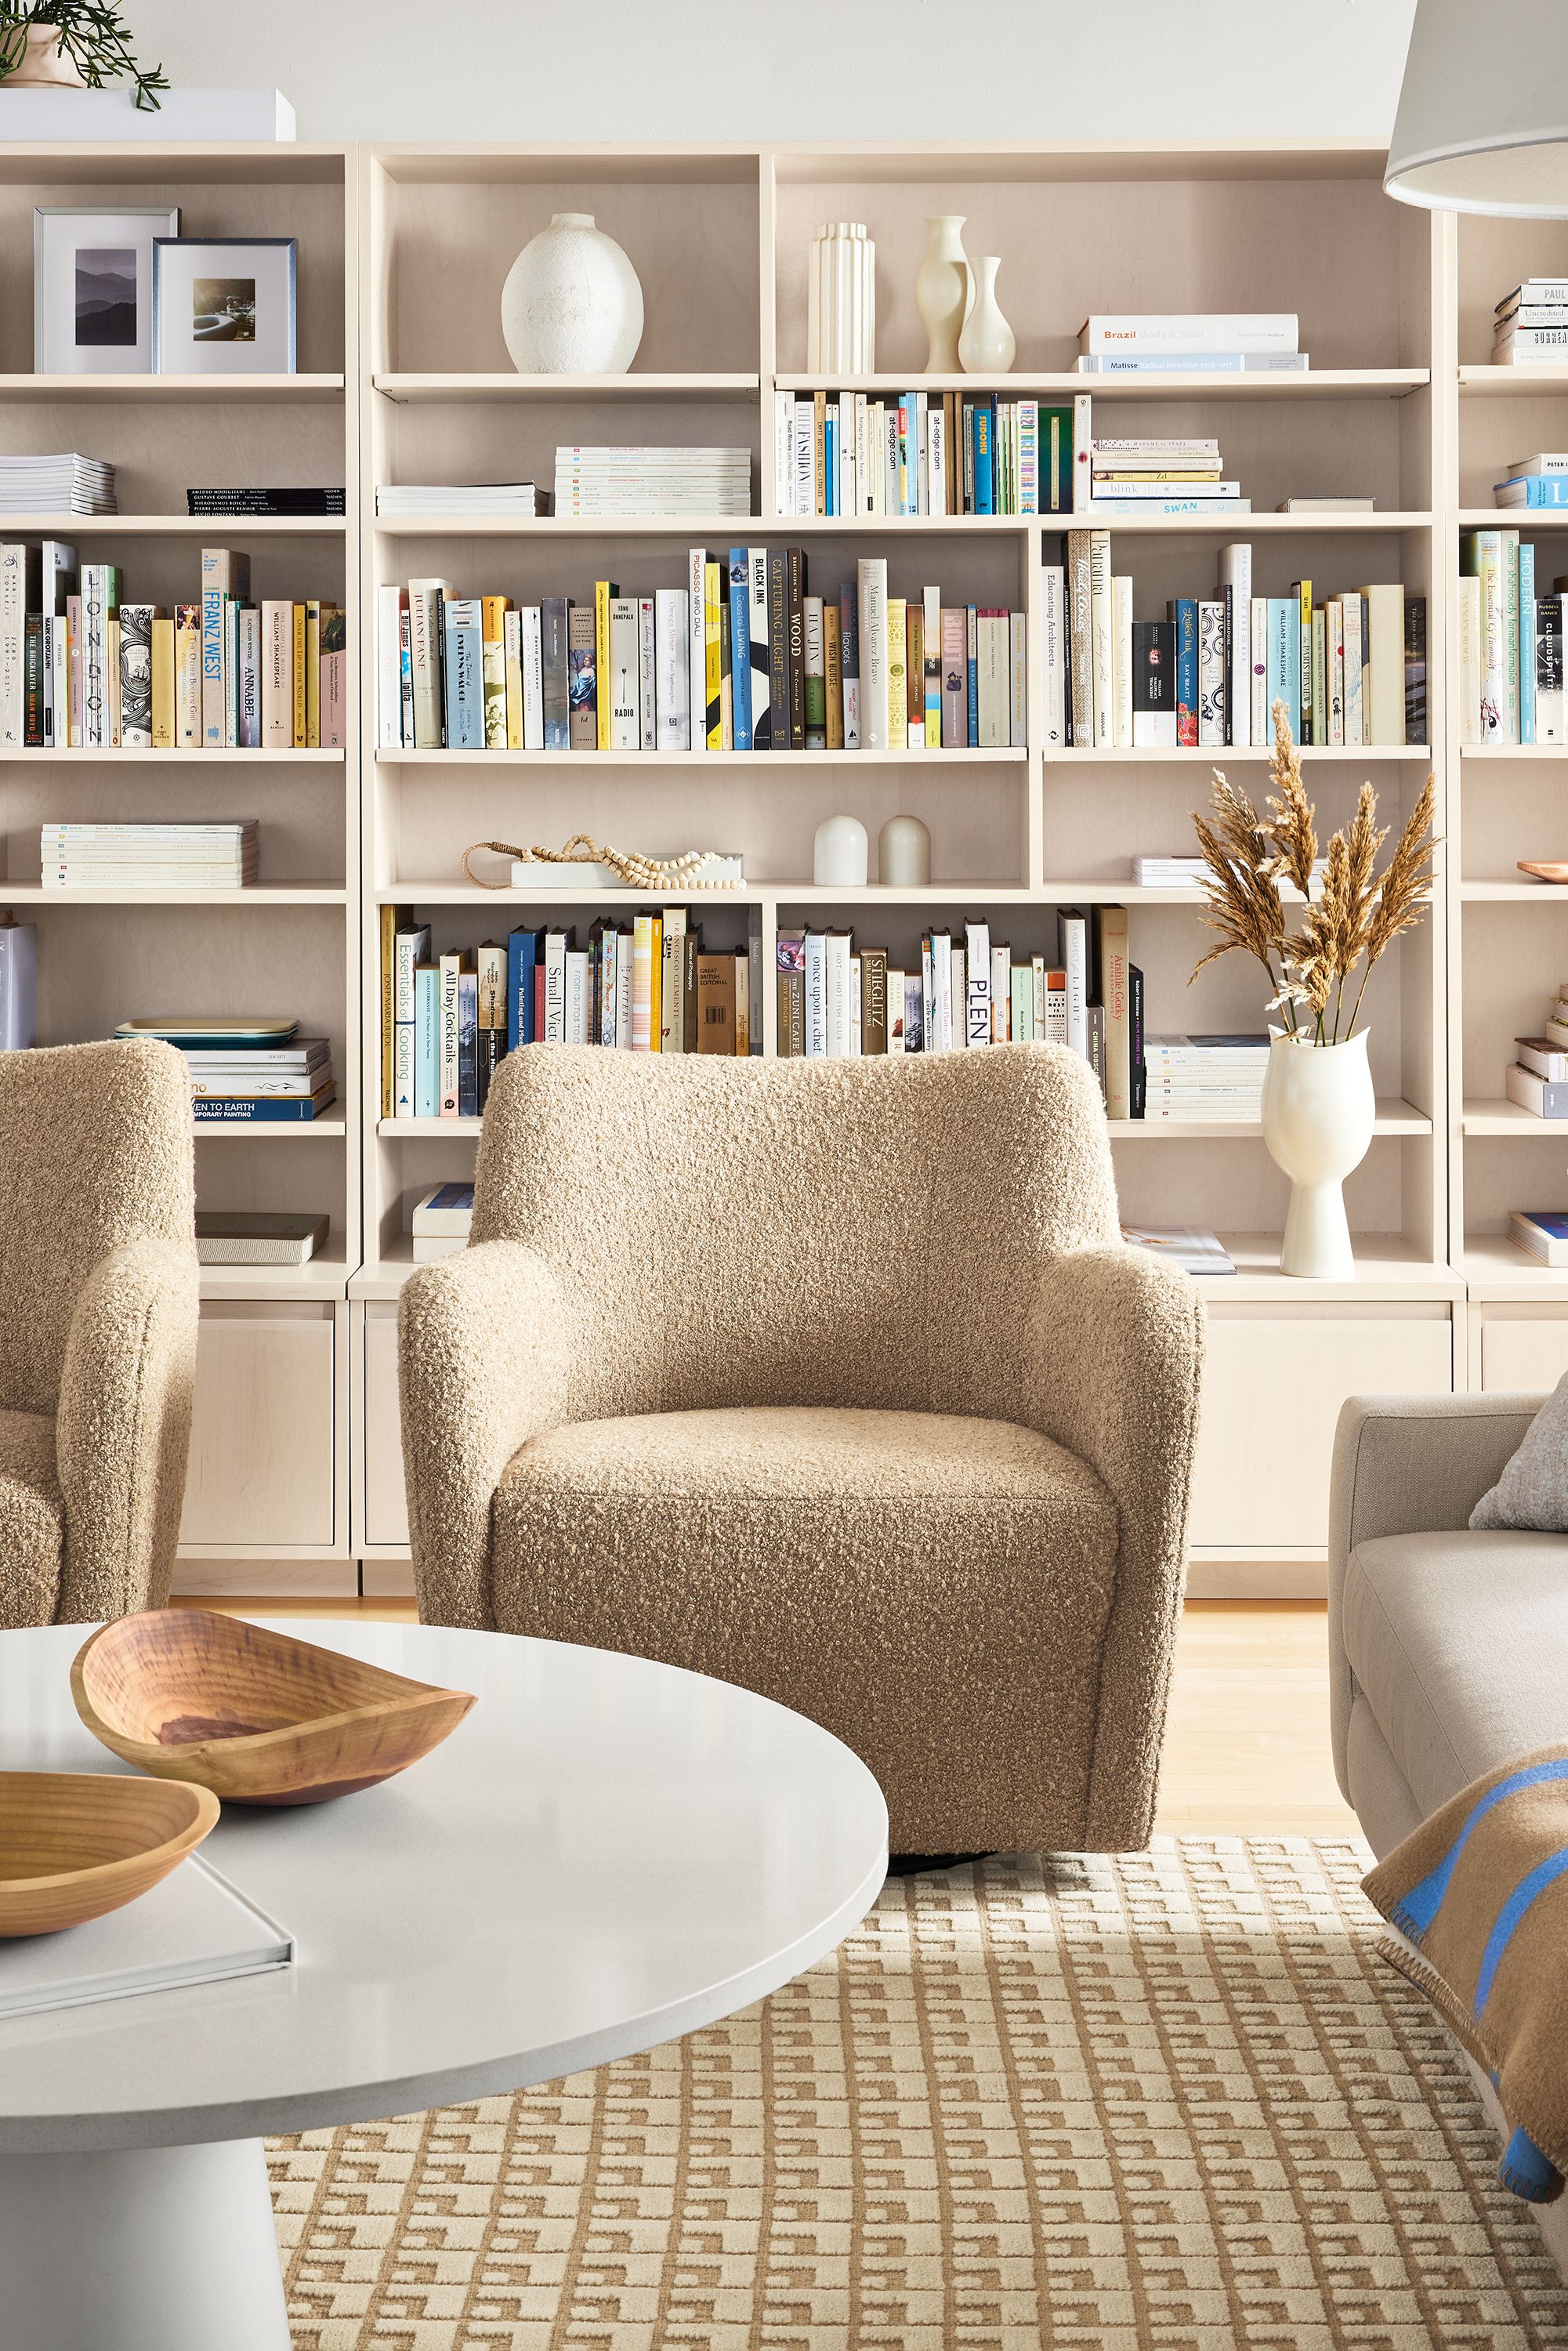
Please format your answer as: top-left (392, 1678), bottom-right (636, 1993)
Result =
top-left (1459, 507), bottom-right (1568, 527)
top-left (2, 885), bottom-right (350, 906)
top-left (777, 370), bottom-right (1431, 403)
top-left (1458, 364), bottom-right (1568, 397)
top-left (0, 515), bottom-right (349, 537)
top-left (0, 374), bottom-right (346, 404)
top-left (1461, 744), bottom-right (1568, 759)
top-left (194, 1118), bottom-right (348, 1139)
top-left (1459, 880), bottom-right (1568, 900)
top-left (0, 746), bottom-right (346, 763)
top-left (373, 372), bottom-right (762, 404)
top-left (1114, 1099), bottom-right (1429, 1139)
top-left (373, 745), bottom-right (1027, 768)
top-left (1077, 510), bottom-right (1432, 534)
top-left (1463, 1103), bottom-right (1567, 1135)
top-left (1048, 744), bottom-right (1431, 763)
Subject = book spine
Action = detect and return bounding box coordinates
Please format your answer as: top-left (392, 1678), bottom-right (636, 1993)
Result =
top-left (767, 550), bottom-right (790, 750)
top-left (595, 580), bottom-right (614, 753)
top-left (1197, 600), bottom-right (1226, 746)
top-left (610, 595), bottom-right (640, 751)
top-left (924, 582), bottom-right (942, 748)
top-left (802, 594), bottom-right (826, 749)
top-left (824, 596), bottom-right (844, 750)
top-left (727, 550), bottom-right (752, 750)
top-left (885, 597), bottom-right (907, 750)
top-left (639, 595), bottom-right (657, 752)
top-left (1042, 567), bottom-right (1066, 747)
top-left (482, 595), bottom-right (509, 749)
top-left (503, 607), bottom-right (523, 748)
top-left (567, 606), bottom-right (596, 750)
top-left (857, 559), bottom-right (888, 751)
top-left (655, 589), bottom-right (690, 749)
top-left (521, 605), bottom-right (545, 750)
top-left (748, 549), bottom-right (771, 751)
top-left (1067, 533), bottom-right (1093, 744)
top-left (839, 578), bottom-right (860, 749)
top-left (294, 601), bottom-right (310, 748)
top-left (704, 559), bottom-right (723, 749)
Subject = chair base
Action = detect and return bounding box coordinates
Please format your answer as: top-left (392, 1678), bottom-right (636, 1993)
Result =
top-left (885, 1851), bottom-right (996, 1877)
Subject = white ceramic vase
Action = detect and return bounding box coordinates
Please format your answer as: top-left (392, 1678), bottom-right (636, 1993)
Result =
top-left (958, 255), bottom-right (1016, 375)
top-left (914, 216), bottom-right (969, 372)
top-left (501, 212), bottom-right (643, 375)
top-left (3, 27), bottom-right (86, 86)
top-left (878, 813), bottom-right (930, 886)
top-left (814, 814), bottom-right (868, 887)
top-left (1261, 1028), bottom-right (1375, 1279)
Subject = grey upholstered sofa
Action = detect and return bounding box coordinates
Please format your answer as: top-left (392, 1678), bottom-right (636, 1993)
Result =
top-left (1329, 1390), bottom-right (1568, 2266)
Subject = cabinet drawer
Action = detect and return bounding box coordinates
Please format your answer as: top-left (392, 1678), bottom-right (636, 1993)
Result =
top-left (1189, 1313), bottom-right (1452, 1549)
top-left (363, 1302), bottom-right (410, 1548)
top-left (1480, 1317), bottom-right (1568, 1392)
top-left (180, 1313), bottom-right (336, 1549)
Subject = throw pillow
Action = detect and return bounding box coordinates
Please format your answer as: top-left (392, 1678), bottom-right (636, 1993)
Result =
top-left (1471, 1371), bottom-right (1568, 1531)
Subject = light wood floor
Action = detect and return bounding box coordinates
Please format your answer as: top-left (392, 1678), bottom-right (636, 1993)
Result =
top-left (175, 1596), bottom-right (1360, 1842)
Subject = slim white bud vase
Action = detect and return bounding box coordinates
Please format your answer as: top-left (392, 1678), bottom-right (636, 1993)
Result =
top-left (1261, 1029), bottom-right (1375, 1278)
top-left (914, 216), bottom-right (969, 372)
top-left (958, 255), bottom-right (1016, 375)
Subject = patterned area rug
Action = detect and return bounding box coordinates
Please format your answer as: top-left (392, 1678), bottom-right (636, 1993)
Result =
top-left (270, 1839), bottom-right (1568, 2349)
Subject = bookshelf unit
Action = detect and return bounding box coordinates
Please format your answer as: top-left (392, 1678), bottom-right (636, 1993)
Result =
top-left (0, 142), bottom-right (359, 1586)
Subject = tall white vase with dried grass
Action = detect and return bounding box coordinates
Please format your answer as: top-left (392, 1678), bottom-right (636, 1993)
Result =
top-left (1190, 703), bottom-right (1437, 1278)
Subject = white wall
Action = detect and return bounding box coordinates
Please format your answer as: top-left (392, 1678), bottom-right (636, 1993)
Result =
top-left (131, 0), bottom-right (1418, 147)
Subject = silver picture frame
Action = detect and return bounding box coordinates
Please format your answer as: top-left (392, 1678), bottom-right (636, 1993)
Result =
top-left (152, 237), bottom-right (298, 376)
top-left (34, 205), bottom-right (180, 375)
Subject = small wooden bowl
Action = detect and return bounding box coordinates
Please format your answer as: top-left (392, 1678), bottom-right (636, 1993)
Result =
top-left (72, 1614), bottom-right (476, 1807)
top-left (1519, 861), bottom-right (1568, 884)
top-left (0, 1771), bottom-right (219, 1938)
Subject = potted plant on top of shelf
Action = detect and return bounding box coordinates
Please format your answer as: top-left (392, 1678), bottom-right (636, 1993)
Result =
top-left (0, 2), bottom-right (165, 110)
top-left (1190, 701), bottom-right (1437, 1280)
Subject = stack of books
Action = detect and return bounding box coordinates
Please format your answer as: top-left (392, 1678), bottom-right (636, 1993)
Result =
top-left (1493, 281), bottom-right (1568, 366)
top-left (1508, 1208), bottom-right (1568, 1266)
top-left (378, 559), bottom-right (1025, 753)
top-left (774, 392), bottom-right (1077, 518)
top-left (114, 1017), bottom-right (337, 1125)
top-left (411, 1183), bottom-right (473, 1262)
top-left (42, 820), bottom-right (258, 891)
top-left (1075, 314), bottom-right (1308, 375)
top-left (1122, 1224), bottom-right (1237, 1276)
top-left (1460, 531), bottom-right (1566, 744)
top-left (1047, 534), bottom-right (1419, 751)
top-left (188, 488), bottom-right (346, 518)
top-left (552, 448), bottom-right (749, 519)
top-left (0, 454), bottom-right (114, 515)
top-left (1132, 855), bottom-right (1207, 886)
top-left (1506, 1015), bottom-right (1568, 1120)
top-left (0, 542), bottom-right (346, 751)
top-left (376, 483), bottom-right (545, 520)
top-left (1090, 438), bottom-right (1246, 520)
top-left (1143, 1033), bottom-right (1270, 1122)
top-left (194, 1212), bottom-right (329, 1263)
top-left (1495, 455), bottom-right (1568, 511)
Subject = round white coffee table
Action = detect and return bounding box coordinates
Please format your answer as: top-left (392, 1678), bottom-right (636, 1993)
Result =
top-left (0, 1619), bottom-right (887, 2351)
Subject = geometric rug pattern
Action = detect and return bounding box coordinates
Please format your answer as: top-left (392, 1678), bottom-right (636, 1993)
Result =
top-left (269, 1838), bottom-right (1568, 2349)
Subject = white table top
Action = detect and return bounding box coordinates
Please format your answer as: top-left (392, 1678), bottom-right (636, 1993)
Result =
top-left (0, 1620), bottom-right (888, 2154)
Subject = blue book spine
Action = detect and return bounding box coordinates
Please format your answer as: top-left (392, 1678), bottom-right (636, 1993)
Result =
top-left (974, 404), bottom-right (994, 514)
top-left (1501, 476), bottom-right (1568, 507)
top-left (506, 926), bottom-right (538, 1049)
top-left (727, 549), bottom-right (752, 750)
top-left (192, 1096), bottom-right (331, 1122)
top-left (443, 600), bottom-right (483, 748)
top-left (1521, 541), bottom-right (1537, 742)
top-left (1266, 598), bottom-right (1300, 724)
top-left (1168, 599), bottom-right (1198, 744)
top-left (824, 414), bottom-right (836, 516)
top-left (966, 605), bottom-right (979, 747)
top-left (415, 965), bottom-right (438, 1118)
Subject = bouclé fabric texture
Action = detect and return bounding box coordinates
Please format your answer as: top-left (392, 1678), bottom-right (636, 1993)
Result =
top-left (0, 1039), bottom-right (199, 1625)
top-left (399, 1044), bottom-right (1204, 1851)
top-left (1470, 1370), bottom-right (1568, 1531)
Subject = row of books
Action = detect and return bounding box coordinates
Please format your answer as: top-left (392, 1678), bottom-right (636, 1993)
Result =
top-left (773, 391), bottom-right (1078, 519)
top-left (0, 543), bottom-right (346, 751)
top-left (1493, 453), bottom-right (1568, 512)
top-left (42, 820), bottom-right (257, 890)
top-left (0, 454), bottom-right (114, 516)
top-left (110, 1017), bottom-right (337, 1125)
top-left (554, 447), bottom-right (750, 519)
top-left (1506, 993), bottom-right (1568, 1120)
top-left (1045, 534), bottom-right (1420, 749)
top-left (1492, 281), bottom-right (1568, 366)
top-left (1075, 312), bottom-right (1309, 376)
top-left (1460, 531), bottom-right (1566, 742)
top-left (381, 907), bottom-right (765, 1114)
top-left (376, 559), bottom-right (1026, 753)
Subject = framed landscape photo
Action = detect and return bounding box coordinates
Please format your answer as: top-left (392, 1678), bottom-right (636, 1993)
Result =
top-left (153, 237), bottom-right (297, 375)
top-left (34, 207), bottom-right (180, 375)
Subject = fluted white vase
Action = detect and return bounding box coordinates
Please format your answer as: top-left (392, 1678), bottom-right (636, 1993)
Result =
top-left (958, 255), bottom-right (1016, 375)
top-left (914, 216), bottom-right (969, 372)
top-left (501, 212), bottom-right (643, 375)
top-left (1261, 1028), bottom-right (1375, 1278)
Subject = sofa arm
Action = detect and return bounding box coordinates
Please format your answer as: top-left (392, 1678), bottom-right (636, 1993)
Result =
top-left (1030, 1243), bottom-right (1206, 1849)
top-left (53, 1237), bottom-right (200, 1621)
top-left (397, 1239), bottom-right (578, 1629)
top-left (1327, 1392), bottom-right (1544, 1797)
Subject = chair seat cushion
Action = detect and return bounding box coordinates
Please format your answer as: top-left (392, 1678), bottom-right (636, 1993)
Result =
top-left (0, 1408), bottom-right (61, 1629)
top-left (1343, 1528), bottom-right (1568, 1823)
top-left (491, 1404), bottom-right (1120, 1851)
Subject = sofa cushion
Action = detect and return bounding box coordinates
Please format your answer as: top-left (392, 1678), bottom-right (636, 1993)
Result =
top-left (0, 1408), bottom-right (62, 1628)
top-left (1343, 1529), bottom-right (1568, 1822)
top-left (491, 1404), bottom-right (1120, 1850)
top-left (1470, 1371), bottom-right (1568, 1531)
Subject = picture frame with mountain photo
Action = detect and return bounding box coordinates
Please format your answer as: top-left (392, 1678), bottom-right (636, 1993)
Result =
top-left (34, 205), bottom-right (179, 374)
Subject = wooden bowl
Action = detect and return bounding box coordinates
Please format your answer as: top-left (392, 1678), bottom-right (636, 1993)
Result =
top-left (71, 1614), bottom-right (476, 1806)
top-left (1519, 861), bottom-right (1568, 884)
top-left (0, 1771), bottom-right (219, 1938)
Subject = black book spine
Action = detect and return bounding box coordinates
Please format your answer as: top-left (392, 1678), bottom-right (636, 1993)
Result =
top-left (1129, 964), bottom-right (1146, 1118)
top-left (767, 549), bottom-right (789, 751)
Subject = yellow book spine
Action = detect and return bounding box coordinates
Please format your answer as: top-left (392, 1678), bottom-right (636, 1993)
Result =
top-left (648, 914), bottom-right (662, 1048)
top-left (151, 617), bottom-right (175, 748)
top-left (595, 581), bottom-right (614, 752)
top-left (704, 561), bottom-right (722, 748)
top-left (379, 904), bottom-right (397, 1117)
top-left (886, 598), bottom-right (907, 750)
top-left (305, 600), bottom-right (321, 747)
top-left (291, 603), bottom-right (306, 747)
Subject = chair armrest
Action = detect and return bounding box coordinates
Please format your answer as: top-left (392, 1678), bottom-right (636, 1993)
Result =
top-left (1030, 1243), bottom-right (1205, 1849)
top-left (1327, 1391), bottom-right (1543, 1796)
top-left (397, 1239), bottom-right (577, 1629)
top-left (53, 1237), bottom-right (200, 1621)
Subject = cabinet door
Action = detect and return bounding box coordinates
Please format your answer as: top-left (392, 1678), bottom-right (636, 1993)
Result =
top-left (1480, 1318), bottom-right (1568, 1393)
top-left (362, 1302), bottom-right (411, 1548)
top-left (1189, 1315), bottom-right (1452, 1549)
top-left (180, 1315), bottom-right (336, 1549)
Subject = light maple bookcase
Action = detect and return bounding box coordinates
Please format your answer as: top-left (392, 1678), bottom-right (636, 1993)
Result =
top-left (14, 136), bottom-right (1566, 1596)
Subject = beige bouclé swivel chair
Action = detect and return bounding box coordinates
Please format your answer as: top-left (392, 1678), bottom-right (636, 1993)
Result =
top-left (398, 1042), bottom-right (1205, 1853)
top-left (0, 1038), bottom-right (200, 1628)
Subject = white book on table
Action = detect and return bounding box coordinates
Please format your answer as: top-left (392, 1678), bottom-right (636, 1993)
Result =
top-left (0, 1855), bottom-right (292, 2022)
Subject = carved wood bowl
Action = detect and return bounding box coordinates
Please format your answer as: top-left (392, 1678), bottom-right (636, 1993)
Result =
top-left (1519, 862), bottom-right (1568, 883)
top-left (0, 1771), bottom-right (219, 1938)
top-left (71, 1614), bottom-right (476, 1806)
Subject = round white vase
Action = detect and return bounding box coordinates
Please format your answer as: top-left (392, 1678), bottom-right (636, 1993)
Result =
top-left (958, 256), bottom-right (1016, 375)
top-left (914, 216), bottom-right (969, 373)
top-left (501, 212), bottom-right (643, 375)
top-left (878, 813), bottom-right (930, 886)
top-left (814, 814), bottom-right (868, 887)
top-left (1261, 1029), bottom-right (1375, 1279)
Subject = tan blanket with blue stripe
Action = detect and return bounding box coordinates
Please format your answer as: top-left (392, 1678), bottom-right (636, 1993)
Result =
top-left (1364, 1743), bottom-right (1568, 2204)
